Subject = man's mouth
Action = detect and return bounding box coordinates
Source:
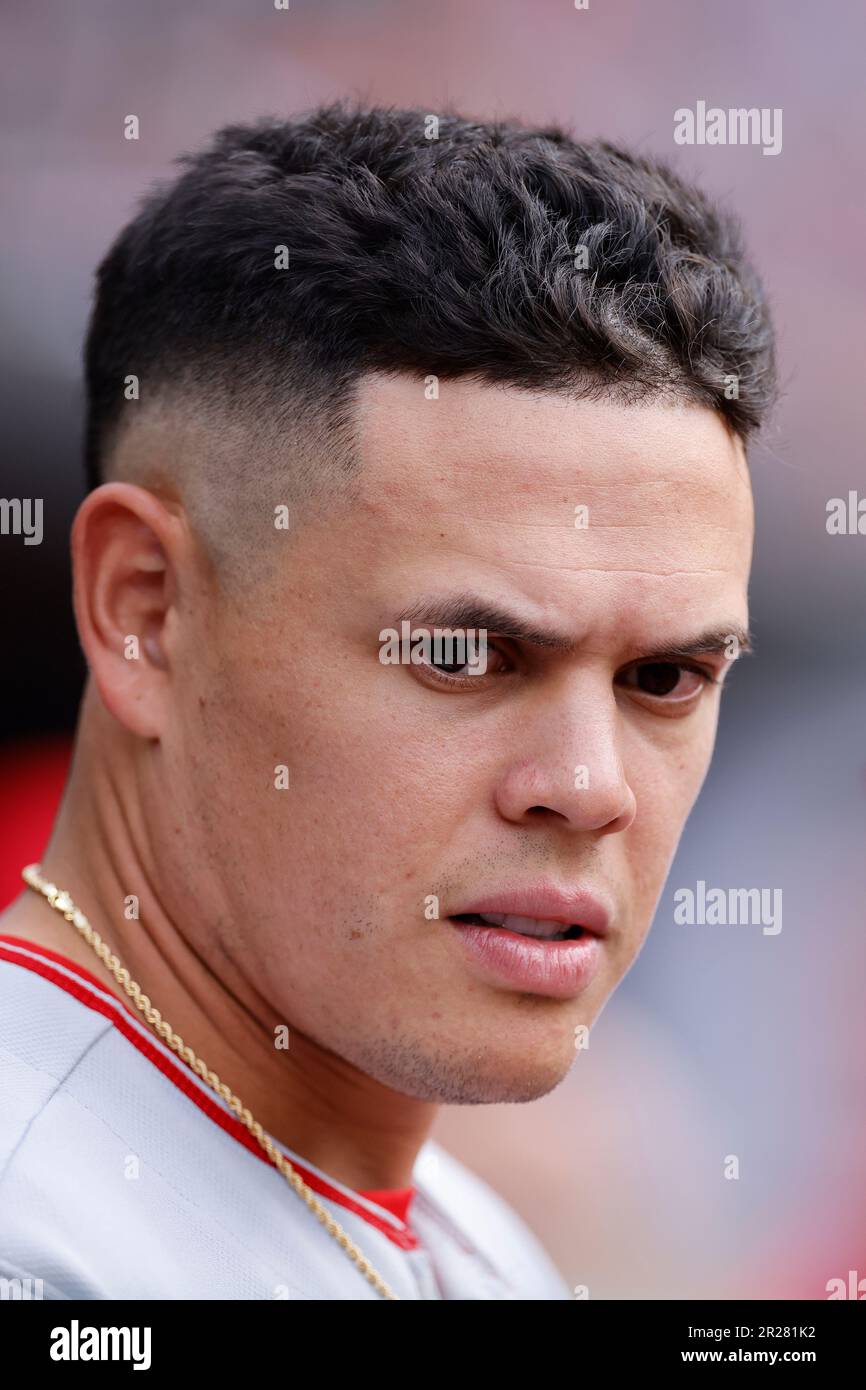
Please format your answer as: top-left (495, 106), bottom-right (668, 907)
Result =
top-left (451, 912), bottom-right (587, 943)
top-left (445, 889), bottom-right (609, 997)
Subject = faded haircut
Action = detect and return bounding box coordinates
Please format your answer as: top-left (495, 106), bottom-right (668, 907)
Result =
top-left (83, 101), bottom-right (776, 575)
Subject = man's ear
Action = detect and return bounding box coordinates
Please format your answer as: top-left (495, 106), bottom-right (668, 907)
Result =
top-left (71, 482), bottom-right (187, 739)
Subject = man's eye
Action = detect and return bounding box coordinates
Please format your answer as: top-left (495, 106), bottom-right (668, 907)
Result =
top-left (419, 641), bottom-right (510, 686)
top-left (619, 661), bottom-right (712, 701)
top-left (432, 660), bottom-right (475, 676)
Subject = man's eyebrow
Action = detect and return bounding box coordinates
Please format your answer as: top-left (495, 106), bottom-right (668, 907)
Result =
top-left (643, 628), bottom-right (753, 660)
top-left (393, 595), bottom-right (577, 651)
top-left (392, 594), bottom-right (752, 658)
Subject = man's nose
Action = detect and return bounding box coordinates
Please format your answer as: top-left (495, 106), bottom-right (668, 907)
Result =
top-left (492, 683), bottom-right (637, 836)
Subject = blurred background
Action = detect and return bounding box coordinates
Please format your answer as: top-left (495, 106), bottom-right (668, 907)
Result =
top-left (1, 0), bottom-right (864, 1298)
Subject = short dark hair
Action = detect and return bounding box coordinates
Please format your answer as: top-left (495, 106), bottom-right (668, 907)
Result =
top-left (84, 101), bottom-right (776, 494)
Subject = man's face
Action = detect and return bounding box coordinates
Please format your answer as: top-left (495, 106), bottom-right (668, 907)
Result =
top-left (171, 375), bottom-right (753, 1104)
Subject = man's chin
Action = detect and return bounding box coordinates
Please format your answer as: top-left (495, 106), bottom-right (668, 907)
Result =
top-left (354, 1035), bottom-right (577, 1106)
top-left (436, 1064), bottom-right (572, 1107)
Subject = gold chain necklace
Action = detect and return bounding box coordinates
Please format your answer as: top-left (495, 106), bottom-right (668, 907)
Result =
top-left (21, 864), bottom-right (398, 1301)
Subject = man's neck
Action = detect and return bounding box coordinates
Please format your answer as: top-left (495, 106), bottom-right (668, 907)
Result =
top-left (2, 748), bottom-right (436, 1193)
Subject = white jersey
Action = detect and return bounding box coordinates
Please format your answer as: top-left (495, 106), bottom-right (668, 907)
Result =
top-left (0, 936), bottom-right (569, 1301)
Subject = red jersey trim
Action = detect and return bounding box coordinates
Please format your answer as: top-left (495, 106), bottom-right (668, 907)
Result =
top-left (0, 934), bottom-right (143, 1017)
top-left (355, 1186), bottom-right (415, 1226)
top-left (0, 935), bottom-right (419, 1251)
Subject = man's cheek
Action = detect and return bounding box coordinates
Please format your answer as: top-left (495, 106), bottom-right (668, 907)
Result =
top-left (626, 764), bottom-right (699, 895)
top-left (637, 722), bottom-right (717, 814)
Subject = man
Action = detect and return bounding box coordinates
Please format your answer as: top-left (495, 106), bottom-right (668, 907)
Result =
top-left (0, 103), bottom-right (775, 1300)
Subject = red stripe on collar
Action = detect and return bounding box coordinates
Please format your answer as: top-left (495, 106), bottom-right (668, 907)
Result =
top-left (0, 935), bottom-right (420, 1251)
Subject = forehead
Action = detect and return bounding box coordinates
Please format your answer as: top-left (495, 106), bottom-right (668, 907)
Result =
top-left (345, 374), bottom-right (754, 642)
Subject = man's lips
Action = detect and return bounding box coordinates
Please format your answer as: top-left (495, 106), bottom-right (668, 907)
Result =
top-left (447, 885), bottom-right (612, 938)
top-left (445, 884), bottom-right (611, 997)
